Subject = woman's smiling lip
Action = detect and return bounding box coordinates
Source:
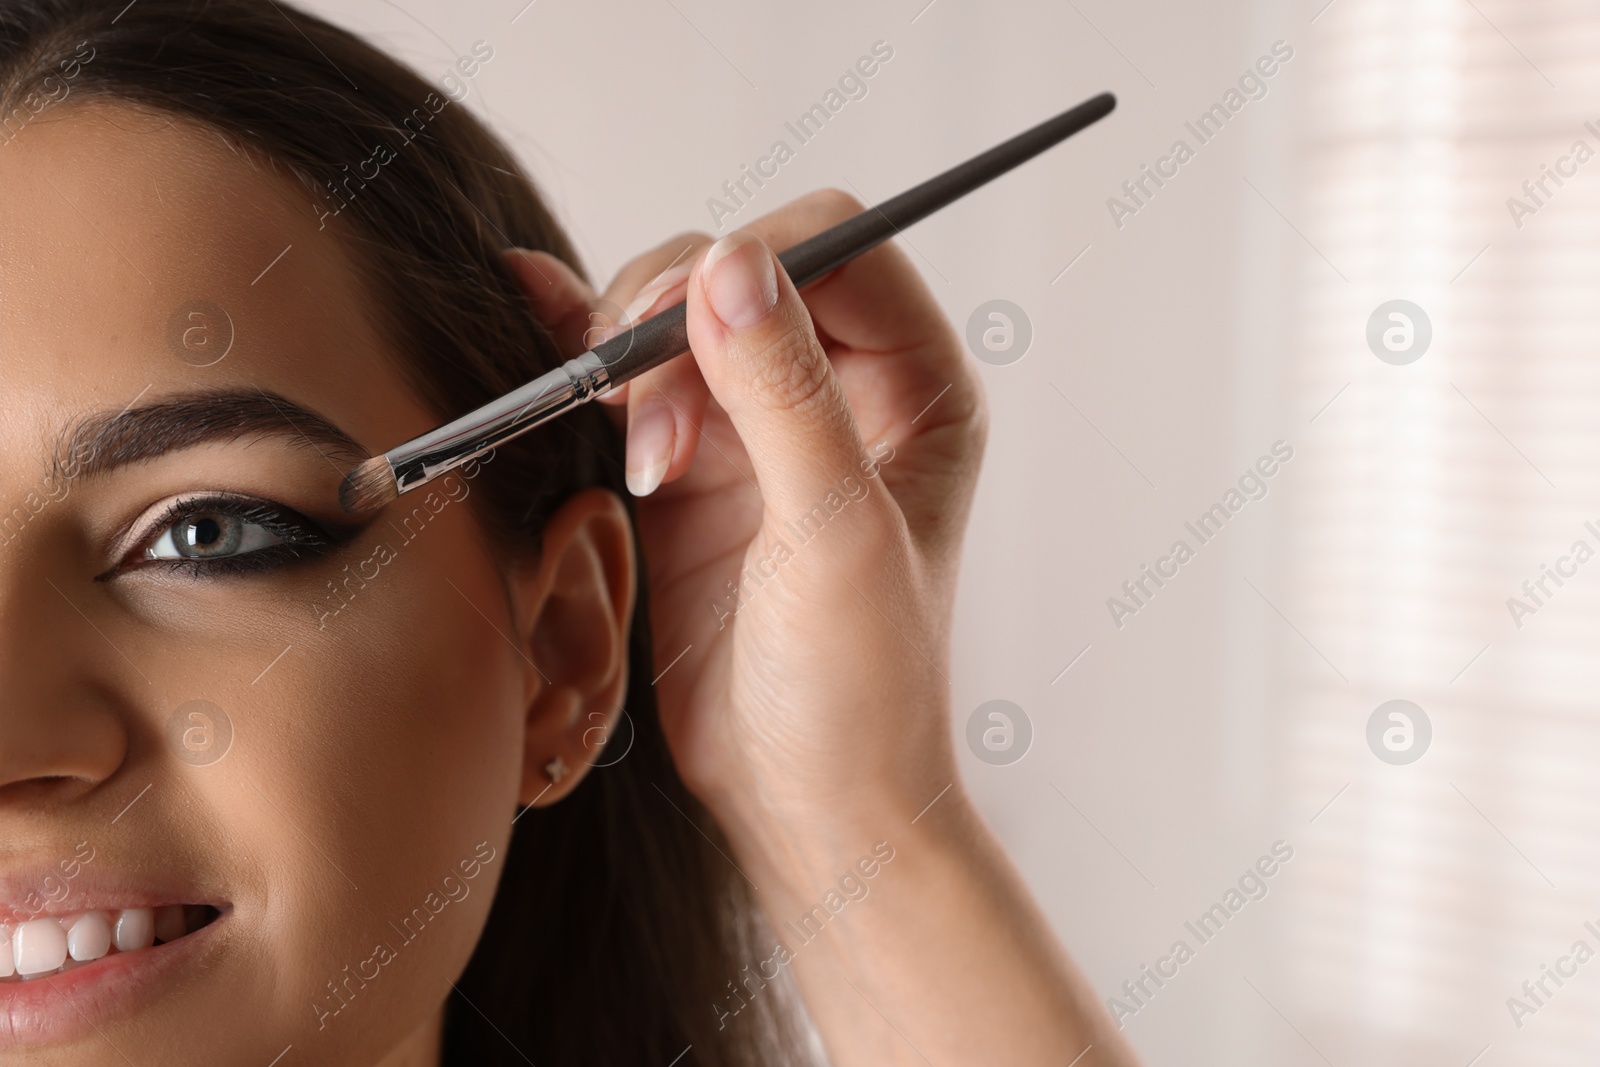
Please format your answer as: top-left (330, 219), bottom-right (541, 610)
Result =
top-left (0, 911), bottom-right (228, 1048)
top-left (0, 864), bottom-right (231, 1049)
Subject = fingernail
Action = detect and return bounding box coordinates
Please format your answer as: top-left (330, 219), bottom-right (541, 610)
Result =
top-left (621, 260), bottom-right (694, 325)
top-left (625, 399), bottom-right (675, 496)
top-left (703, 233), bottom-right (778, 329)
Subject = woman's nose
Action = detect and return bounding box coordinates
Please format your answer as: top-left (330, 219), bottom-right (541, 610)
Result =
top-left (0, 565), bottom-right (130, 804)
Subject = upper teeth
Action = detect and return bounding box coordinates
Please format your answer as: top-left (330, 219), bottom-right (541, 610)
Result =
top-left (0, 907), bottom-right (183, 980)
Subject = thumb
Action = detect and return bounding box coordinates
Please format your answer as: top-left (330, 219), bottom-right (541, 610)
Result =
top-left (685, 231), bottom-right (876, 521)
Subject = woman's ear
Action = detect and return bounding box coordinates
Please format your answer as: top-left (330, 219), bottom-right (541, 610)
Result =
top-left (508, 487), bottom-right (636, 807)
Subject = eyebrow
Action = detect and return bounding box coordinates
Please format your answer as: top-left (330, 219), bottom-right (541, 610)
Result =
top-left (53, 389), bottom-right (368, 485)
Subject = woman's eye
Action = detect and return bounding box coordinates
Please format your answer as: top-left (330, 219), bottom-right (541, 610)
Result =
top-left (100, 493), bottom-right (347, 582)
top-left (146, 511), bottom-right (287, 561)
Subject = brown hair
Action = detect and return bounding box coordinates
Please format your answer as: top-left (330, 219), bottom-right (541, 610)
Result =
top-left (0, 2), bottom-right (805, 1063)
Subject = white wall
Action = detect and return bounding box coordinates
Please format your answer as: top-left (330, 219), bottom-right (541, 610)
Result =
top-left (309, 1), bottom-right (1600, 1062)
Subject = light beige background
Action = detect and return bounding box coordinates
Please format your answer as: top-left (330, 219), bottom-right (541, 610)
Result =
top-left (309, 1), bottom-right (1600, 1062)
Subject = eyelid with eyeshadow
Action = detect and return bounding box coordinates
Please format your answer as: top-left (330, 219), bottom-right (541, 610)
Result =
top-left (97, 492), bottom-right (345, 581)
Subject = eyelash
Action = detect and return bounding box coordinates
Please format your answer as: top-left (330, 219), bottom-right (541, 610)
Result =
top-left (106, 495), bottom-right (336, 581)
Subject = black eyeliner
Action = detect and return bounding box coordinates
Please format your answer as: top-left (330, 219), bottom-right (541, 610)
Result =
top-left (96, 493), bottom-right (366, 582)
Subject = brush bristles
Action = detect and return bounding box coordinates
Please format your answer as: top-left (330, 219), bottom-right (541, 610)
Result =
top-left (338, 456), bottom-right (399, 515)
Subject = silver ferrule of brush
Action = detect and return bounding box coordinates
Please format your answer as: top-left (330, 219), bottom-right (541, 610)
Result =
top-left (387, 349), bottom-right (614, 493)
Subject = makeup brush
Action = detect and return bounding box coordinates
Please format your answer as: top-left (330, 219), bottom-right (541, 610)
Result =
top-left (339, 91), bottom-right (1116, 514)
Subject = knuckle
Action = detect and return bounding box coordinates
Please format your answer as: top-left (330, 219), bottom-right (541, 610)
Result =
top-left (955, 362), bottom-right (990, 445)
top-left (622, 232), bottom-right (711, 282)
top-left (799, 187), bottom-right (864, 225)
top-left (970, 381), bottom-right (991, 449)
top-left (745, 319), bottom-right (833, 414)
top-left (659, 230), bottom-right (713, 256)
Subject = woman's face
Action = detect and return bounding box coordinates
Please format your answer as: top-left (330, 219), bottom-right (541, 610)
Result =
top-left (0, 103), bottom-right (546, 1063)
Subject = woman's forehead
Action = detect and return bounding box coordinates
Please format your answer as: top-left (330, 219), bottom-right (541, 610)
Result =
top-left (0, 101), bottom-right (433, 466)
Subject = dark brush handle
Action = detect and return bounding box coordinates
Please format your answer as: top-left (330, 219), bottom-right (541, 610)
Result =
top-left (586, 91), bottom-right (1116, 386)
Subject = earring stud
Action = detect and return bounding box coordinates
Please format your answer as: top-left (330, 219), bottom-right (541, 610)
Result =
top-left (544, 756), bottom-right (568, 784)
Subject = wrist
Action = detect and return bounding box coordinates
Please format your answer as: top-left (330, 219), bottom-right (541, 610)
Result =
top-left (711, 771), bottom-right (977, 906)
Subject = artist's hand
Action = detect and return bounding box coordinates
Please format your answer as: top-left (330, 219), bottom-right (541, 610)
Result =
top-left (509, 190), bottom-right (982, 840)
top-left (508, 191), bottom-right (1140, 1067)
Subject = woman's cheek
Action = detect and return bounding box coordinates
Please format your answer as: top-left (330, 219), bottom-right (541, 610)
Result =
top-left (280, 507), bottom-right (524, 886)
top-left (162, 510), bottom-right (522, 1056)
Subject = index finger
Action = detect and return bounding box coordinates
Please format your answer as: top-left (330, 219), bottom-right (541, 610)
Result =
top-left (738, 189), bottom-right (953, 360)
